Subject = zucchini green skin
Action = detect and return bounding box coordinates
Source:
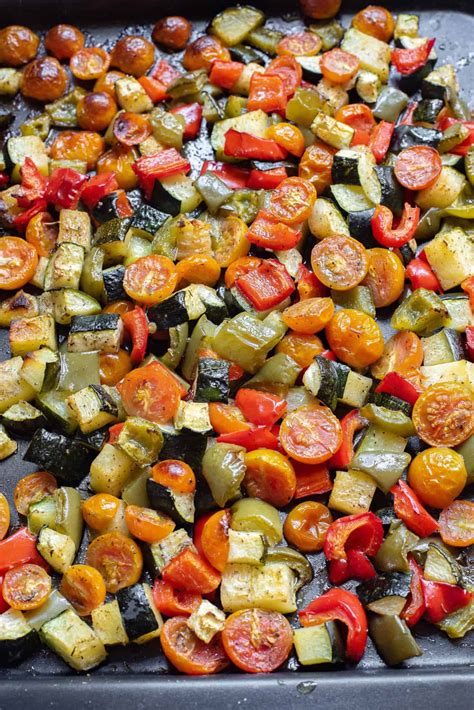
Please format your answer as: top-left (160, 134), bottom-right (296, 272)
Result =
top-left (422, 77), bottom-right (448, 101)
top-left (390, 125), bottom-right (442, 152)
top-left (368, 392), bottom-right (412, 416)
top-left (103, 266), bottom-right (127, 303)
top-left (1, 402), bottom-right (47, 437)
top-left (160, 431), bottom-right (208, 474)
top-left (131, 204), bottom-right (168, 236)
top-left (195, 357), bottom-right (230, 403)
top-left (0, 629), bottom-right (40, 665)
top-left (229, 44), bottom-right (263, 65)
top-left (93, 217), bottom-right (132, 247)
top-left (150, 181), bottom-right (182, 216)
top-left (147, 291), bottom-right (189, 330)
top-left (398, 59), bottom-right (436, 95)
top-left (70, 313), bottom-right (121, 334)
top-left (375, 166), bottom-right (404, 217)
top-left (413, 98), bottom-right (444, 124)
top-left (296, 55), bottom-right (323, 84)
top-left (92, 192), bottom-right (126, 223)
top-left (347, 209), bottom-right (377, 248)
top-left (356, 572), bottom-right (412, 605)
top-left (74, 426), bottom-right (110, 452)
top-left (116, 584), bottom-right (159, 641)
top-left (332, 152), bottom-right (361, 185)
top-left (24, 428), bottom-right (95, 486)
top-left (146, 479), bottom-right (194, 525)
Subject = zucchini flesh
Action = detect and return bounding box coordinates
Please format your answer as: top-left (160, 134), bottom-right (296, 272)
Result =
top-left (211, 6), bottom-right (265, 46)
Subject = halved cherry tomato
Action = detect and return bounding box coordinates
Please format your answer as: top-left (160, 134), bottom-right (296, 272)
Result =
top-left (280, 404), bottom-right (343, 464)
top-left (151, 459), bottom-right (196, 494)
top-left (161, 616), bottom-right (229, 675)
top-left (284, 501), bottom-right (333, 552)
top-left (293, 461), bottom-right (333, 498)
top-left (362, 247), bottom-right (405, 308)
top-left (176, 254), bottom-right (221, 287)
top-left (70, 47), bottom-right (110, 80)
top-left (439, 500), bottom-right (474, 547)
top-left (113, 111), bottom-right (152, 146)
top-left (413, 383), bottom-right (474, 447)
top-left (97, 145), bottom-right (139, 190)
top-left (3, 563), bottom-right (51, 610)
top-left (123, 254), bottom-right (178, 305)
top-left (0, 236), bottom-right (38, 290)
top-left (125, 504), bottom-right (175, 543)
top-left (335, 104), bottom-right (376, 144)
top-left (371, 331), bottom-right (423, 380)
top-left (118, 361), bottom-right (183, 424)
top-left (282, 297), bottom-right (335, 334)
top-left (60, 564), bottom-right (106, 616)
top-left (25, 211), bottom-right (58, 257)
top-left (277, 32), bottom-right (322, 57)
top-left (224, 256), bottom-right (262, 289)
top-left (209, 402), bottom-right (250, 435)
top-left (265, 55), bottom-right (302, 96)
top-left (50, 131), bottom-right (105, 171)
top-left (82, 493), bottom-right (121, 531)
top-left (243, 449), bottom-right (296, 507)
top-left (299, 140), bottom-right (335, 192)
top-left (152, 579), bottom-right (201, 617)
top-left (408, 447), bottom-right (467, 509)
top-left (103, 300), bottom-right (134, 316)
top-left (86, 531), bottom-right (143, 593)
top-left (394, 146), bottom-right (442, 190)
top-left (266, 123), bottom-right (305, 157)
top-left (320, 48), bottom-right (360, 84)
top-left (311, 234), bottom-right (369, 291)
top-left (13, 471), bottom-right (57, 517)
top-left (276, 331), bottom-right (325, 368)
top-left (0, 494), bottom-right (10, 541)
top-left (222, 609), bottom-right (293, 673)
top-left (94, 69), bottom-right (126, 96)
top-left (326, 309), bottom-right (384, 369)
top-left (352, 5), bottom-right (395, 42)
top-left (99, 349), bottom-right (132, 386)
top-left (235, 389), bottom-right (287, 427)
top-left (200, 509), bottom-right (230, 572)
top-left (266, 177), bottom-right (316, 225)
top-left (211, 215), bottom-right (249, 267)
top-left (246, 211), bottom-right (300, 251)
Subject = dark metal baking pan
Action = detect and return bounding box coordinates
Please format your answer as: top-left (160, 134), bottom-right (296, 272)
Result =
top-left (0, 0), bottom-right (473, 707)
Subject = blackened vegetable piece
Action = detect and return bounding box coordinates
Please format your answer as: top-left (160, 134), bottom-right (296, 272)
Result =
top-left (92, 192), bottom-right (127, 223)
top-left (103, 265), bottom-right (127, 302)
top-left (390, 125), bottom-right (442, 152)
top-left (159, 430), bottom-right (208, 474)
top-left (131, 204), bottom-right (168, 237)
top-left (195, 358), bottom-right (230, 403)
top-left (116, 583), bottom-right (161, 642)
top-left (229, 44), bottom-right (263, 65)
top-left (413, 98), bottom-right (444, 124)
top-left (0, 610), bottom-right (40, 665)
top-left (356, 572), bottom-right (412, 605)
top-left (347, 209), bottom-right (377, 248)
top-left (369, 615), bottom-right (421, 666)
top-left (375, 166), bottom-right (404, 217)
top-left (24, 428), bottom-right (95, 485)
top-left (367, 392), bottom-right (412, 416)
top-left (146, 478), bottom-right (195, 524)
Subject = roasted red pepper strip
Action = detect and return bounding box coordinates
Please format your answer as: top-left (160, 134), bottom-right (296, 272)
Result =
top-left (80, 172), bottom-right (119, 210)
top-left (437, 117), bottom-right (474, 156)
top-left (406, 258), bottom-right (442, 292)
top-left (247, 167), bottom-right (288, 190)
top-left (170, 102), bottom-right (203, 140)
top-left (422, 579), bottom-right (472, 623)
top-left (0, 528), bottom-right (47, 575)
top-left (324, 512), bottom-right (384, 561)
top-left (461, 276), bottom-right (474, 312)
top-left (161, 547), bottom-right (221, 594)
top-left (329, 409), bottom-right (367, 469)
top-left (391, 480), bottom-right (439, 537)
top-left (375, 371), bottom-right (422, 405)
top-left (299, 588), bottom-right (368, 663)
top-left (371, 202), bottom-right (420, 248)
top-left (14, 157), bottom-right (47, 207)
top-left (13, 199), bottom-right (48, 232)
top-left (235, 388), bottom-right (287, 427)
top-left (200, 160), bottom-right (249, 189)
top-left (108, 422), bottom-right (125, 444)
top-left (122, 306), bottom-right (149, 365)
top-left (235, 259), bottom-right (295, 311)
top-left (328, 549), bottom-right (376, 585)
top-left (466, 326), bottom-right (474, 361)
top-left (247, 73), bottom-right (287, 114)
top-left (132, 149), bottom-right (190, 198)
top-left (224, 129), bottom-right (288, 160)
top-left (217, 426), bottom-right (280, 451)
top-left (152, 579), bottom-right (202, 617)
top-left (209, 60), bottom-right (244, 90)
top-left (402, 555), bottom-right (426, 627)
top-left (293, 462), bottom-right (332, 499)
top-left (138, 76), bottom-right (170, 103)
top-left (369, 121), bottom-right (394, 163)
top-left (46, 168), bottom-right (88, 209)
top-left (391, 38), bottom-right (435, 75)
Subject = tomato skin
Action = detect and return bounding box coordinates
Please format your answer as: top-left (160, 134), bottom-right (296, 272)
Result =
top-left (13, 471), bottom-right (57, 517)
top-left (200, 509), bottom-right (230, 572)
top-left (117, 361), bottom-right (183, 424)
top-left (45, 24), bottom-right (85, 60)
top-left (0, 494), bottom-right (10, 541)
top-left (282, 297), bottom-right (335, 335)
top-left (276, 32), bottom-right (322, 57)
top-left (439, 500), bottom-right (474, 547)
top-left (2, 563), bottom-right (51, 610)
top-left (162, 548), bottom-right (221, 594)
top-left (371, 331), bottom-right (423, 380)
top-left (284, 501), bottom-right (333, 552)
top-left (352, 5), bottom-right (395, 42)
top-left (209, 403), bottom-right (250, 435)
top-left (235, 389), bottom-right (287, 427)
top-left (70, 47), bottom-right (111, 80)
top-left (183, 35), bottom-right (230, 71)
top-left (265, 55), bottom-right (302, 96)
top-left (280, 404), bottom-right (343, 465)
top-left (125, 505), bottom-right (176, 543)
top-left (60, 564), bottom-right (106, 616)
top-left (362, 247), bottom-right (405, 308)
top-left (326, 309), bottom-right (384, 369)
top-left (123, 254), bottom-right (178, 305)
top-left (408, 448), bottom-right (467, 509)
top-left (276, 331), bottom-right (324, 368)
top-left (299, 0), bottom-right (342, 20)
top-left (21, 57), bottom-right (68, 101)
top-left (0, 236), bottom-right (38, 289)
top-left (25, 211), bottom-right (58, 257)
top-left (77, 91), bottom-right (118, 132)
top-left (82, 493), bottom-right (121, 531)
top-left (161, 616), bottom-right (229, 675)
top-left (311, 235), bottom-right (369, 291)
top-left (86, 532), bottom-right (143, 593)
top-left (245, 212), bottom-right (300, 252)
top-left (152, 16), bottom-right (192, 51)
top-left (151, 460), bottom-right (196, 494)
top-left (266, 123), bottom-right (305, 157)
top-left (152, 579), bottom-right (201, 617)
top-left (299, 141), bottom-right (335, 192)
top-left (111, 35), bottom-right (155, 77)
top-left (223, 609), bottom-right (292, 673)
top-left (413, 383), bottom-right (474, 447)
top-left (99, 349), bottom-right (132, 386)
top-left (267, 177), bottom-right (317, 225)
top-left (394, 146), bottom-right (442, 190)
top-left (97, 145), bottom-right (139, 190)
top-left (320, 48), bottom-right (360, 84)
top-left (0, 25), bottom-right (40, 66)
top-left (50, 131), bottom-right (105, 171)
top-left (243, 448), bottom-right (296, 507)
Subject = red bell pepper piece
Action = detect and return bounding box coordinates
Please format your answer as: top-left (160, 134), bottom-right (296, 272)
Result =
top-left (391, 38), bottom-right (435, 75)
top-left (247, 167), bottom-right (287, 190)
top-left (293, 461), bottom-right (332, 499)
top-left (200, 160), bottom-right (249, 189)
top-left (80, 172), bottom-right (119, 210)
top-left (0, 577), bottom-right (9, 614)
top-left (329, 409), bottom-right (367, 469)
top-left (324, 512), bottom-right (384, 562)
top-left (371, 202), bottom-right (420, 247)
top-left (170, 102), bottom-right (203, 140)
top-left (161, 547), bottom-right (221, 594)
top-left (108, 422), bottom-right (125, 444)
top-left (46, 168), bottom-right (88, 209)
top-left (320, 349), bottom-right (336, 361)
top-left (209, 60), bottom-right (244, 90)
top-left (299, 588), bottom-right (368, 663)
top-left (350, 128), bottom-right (371, 147)
top-left (152, 579), bottom-right (202, 617)
top-left (375, 371), bottom-right (422, 405)
top-left (390, 480), bottom-right (439, 537)
top-left (224, 129), bottom-right (288, 160)
top-left (0, 171), bottom-right (9, 188)
top-left (121, 306), bottom-right (149, 365)
top-left (13, 199), bottom-right (48, 232)
top-left (461, 276), bottom-right (474, 312)
top-left (402, 555), bottom-right (426, 627)
top-left (235, 388), bottom-right (287, 427)
top-left (235, 258), bottom-right (295, 310)
top-left (400, 101), bottom-right (419, 125)
top-left (150, 59), bottom-right (181, 88)
top-left (246, 210), bottom-right (301, 251)
top-left (14, 157), bottom-right (47, 207)
top-left (247, 73), bottom-right (287, 114)
top-left (465, 326), bottom-right (474, 361)
top-left (138, 76), bottom-right (169, 102)
top-left (406, 258), bottom-right (442, 292)
top-left (0, 528), bottom-right (46, 575)
top-left (296, 264), bottom-right (328, 299)
top-left (133, 149), bottom-right (190, 198)
top-left (328, 549), bottom-right (376, 585)
top-left (217, 426), bottom-right (280, 451)
top-left (422, 579), bottom-right (472, 623)
top-left (437, 117), bottom-right (474, 156)
top-left (369, 121), bottom-right (394, 162)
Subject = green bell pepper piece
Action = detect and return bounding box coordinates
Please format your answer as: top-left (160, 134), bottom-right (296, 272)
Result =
top-left (202, 442), bottom-right (246, 507)
top-left (45, 88), bottom-right (87, 128)
top-left (309, 20), bottom-right (344, 50)
top-left (247, 353), bottom-right (301, 387)
top-left (369, 615), bottom-right (422, 666)
top-left (286, 88), bottom-right (327, 128)
top-left (225, 96), bottom-right (248, 118)
top-left (195, 173), bottom-right (233, 214)
top-left (331, 285), bottom-right (376, 318)
top-left (121, 470), bottom-right (150, 508)
top-left (160, 322), bottom-right (189, 371)
top-left (373, 86), bottom-right (409, 122)
top-left (391, 288), bottom-right (449, 335)
top-left (54, 487), bottom-right (83, 550)
top-left (116, 416), bottom-right (164, 466)
top-left (351, 451), bottom-right (411, 493)
top-left (374, 521), bottom-right (419, 573)
top-left (220, 188), bottom-right (261, 224)
top-left (360, 404), bottom-right (415, 437)
top-left (20, 113), bottom-right (51, 140)
top-left (150, 108), bottom-right (185, 149)
top-left (168, 71), bottom-right (207, 99)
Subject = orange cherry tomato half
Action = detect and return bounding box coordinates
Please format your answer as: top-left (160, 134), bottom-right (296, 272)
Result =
top-left (25, 211), bottom-right (58, 257)
top-left (176, 254), bottom-right (221, 287)
top-left (352, 5), bottom-right (395, 42)
top-left (371, 331), bottom-right (423, 380)
top-left (320, 48), bottom-right (360, 84)
top-left (82, 493), bottom-right (121, 531)
top-left (183, 35), bottom-right (230, 72)
top-left (3, 563), bottom-right (51, 610)
top-left (60, 564), bottom-right (106, 616)
top-left (283, 501), bottom-right (333, 552)
top-left (276, 331), bottom-right (325, 368)
top-left (266, 177), bottom-right (317, 225)
top-left (0, 493), bottom-right (10, 541)
top-left (276, 32), bottom-right (322, 57)
top-left (161, 616), bottom-right (229, 675)
top-left (394, 146), bottom-right (442, 191)
top-left (70, 47), bottom-right (111, 80)
top-left (266, 123), bottom-right (305, 158)
top-left (125, 504), bottom-right (176, 543)
top-left (200, 509), bottom-right (230, 572)
top-left (412, 383), bottom-right (474, 447)
top-left (113, 111), bottom-right (152, 146)
top-left (102, 300), bottom-right (134, 316)
top-left (311, 234), bottom-right (369, 291)
top-left (408, 447), bottom-right (467, 509)
top-left (439, 500), bottom-right (474, 547)
top-left (151, 459), bottom-right (196, 494)
top-left (299, 141), bottom-right (335, 192)
top-left (335, 103), bottom-right (376, 135)
top-left (13, 471), bottom-right (57, 517)
top-left (243, 449), bottom-right (296, 508)
top-left (362, 247), bottom-right (405, 308)
top-left (0, 237), bottom-right (38, 290)
top-left (123, 254), bottom-right (178, 305)
top-left (208, 402), bottom-right (250, 435)
top-left (326, 309), bottom-right (385, 369)
top-left (86, 531), bottom-right (143, 593)
top-left (280, 404), bottom-right (343, 464)
top-left (99, 349), bottom-right (132, 386)
top-left (117, 362), bottom-right (182, 424)
top-left (282, 297), bottom-right (334, 334)
top-left (222, 609), bottom-right (293, 673)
